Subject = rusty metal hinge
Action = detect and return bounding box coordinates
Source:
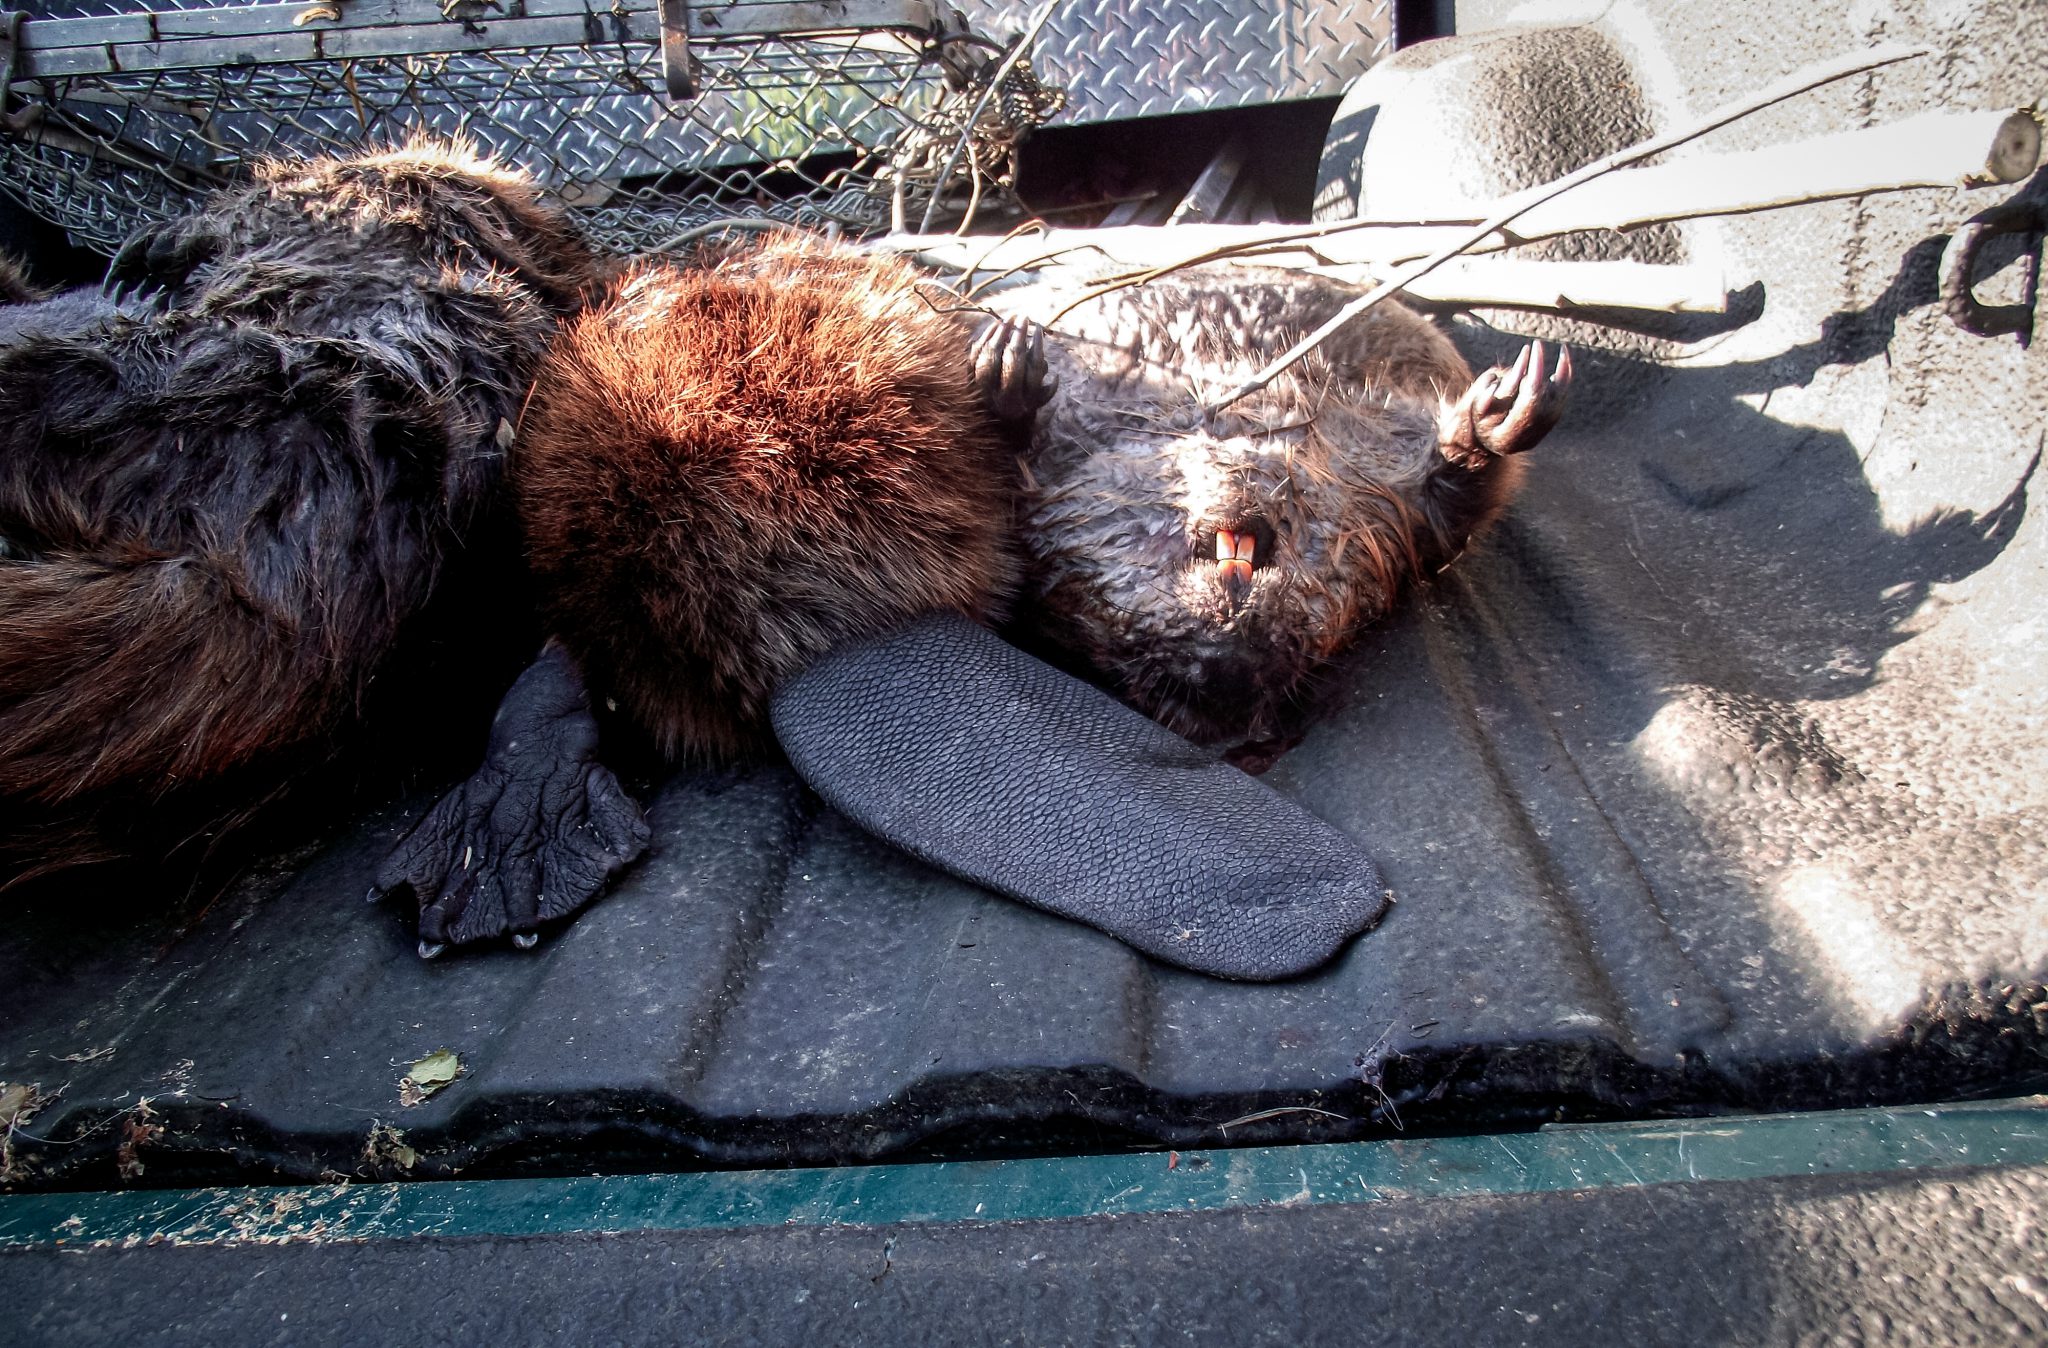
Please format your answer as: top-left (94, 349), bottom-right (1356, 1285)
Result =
top-left (656, 0), bottom-right (693, 99)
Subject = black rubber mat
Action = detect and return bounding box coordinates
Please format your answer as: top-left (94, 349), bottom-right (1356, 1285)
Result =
top-left (2, 413), bottom-right (2039, 1185)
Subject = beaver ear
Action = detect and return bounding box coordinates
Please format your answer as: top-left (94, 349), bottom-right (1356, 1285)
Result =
top-left (772, 612), bottom-right (1389, 980)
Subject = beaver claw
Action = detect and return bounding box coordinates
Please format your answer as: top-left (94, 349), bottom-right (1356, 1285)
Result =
top-left (104, 216), bottom-right (227, 307)
top-left (370, 645), bottom-right (649, 953)
top-left (970, 315), bottom-right (1059, 425)
top-left (1443, 340), bottom-right (1573, 465)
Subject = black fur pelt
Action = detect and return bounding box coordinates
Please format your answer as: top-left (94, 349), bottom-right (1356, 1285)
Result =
top-left (0, 141), bottom-right (604, 879)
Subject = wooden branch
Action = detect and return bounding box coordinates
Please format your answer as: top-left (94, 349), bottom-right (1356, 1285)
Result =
top-left (884, 85), bottom-right (2046, 326)
top-left (1384, 258), bottom-right (1734, 314)
top-left (1491, 107), bottom-right (2042, 239)
top-left (884, 94), bottom-right (2044, 337)
top-left (1201, 41), bottom-right (1933, 413)
top-left (904, 239), bottom-right (1735, 316)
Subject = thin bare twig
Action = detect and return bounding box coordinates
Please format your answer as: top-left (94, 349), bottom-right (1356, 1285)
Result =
top-left (956, 218), bottom-right (1054, 298)
top-left (1199, 41), bottom-right (1929, 414)
top-left (1042, 233), bottom-right (1293, 325)
top-left (1218, 1105), bottom-right (1350, 1130)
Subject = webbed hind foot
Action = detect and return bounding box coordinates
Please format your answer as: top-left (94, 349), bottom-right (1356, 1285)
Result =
top-left (369, 644), bottom-right (648, 955)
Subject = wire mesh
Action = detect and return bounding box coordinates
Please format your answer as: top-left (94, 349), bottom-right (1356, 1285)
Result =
top-left (0, 5), bottom-right (1059, 253)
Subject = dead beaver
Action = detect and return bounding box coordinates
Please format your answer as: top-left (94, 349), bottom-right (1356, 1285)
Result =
top-left (371, 235), bottom-right (1391, 979)
top-left (371, 233), bottom-right (1024, 951)
top-left (981, 265), bottom-right (1572, 770)
top-left (373, 238), bottom-right (1397, 977)
top-left (0, 141), bottom-right (603, 878)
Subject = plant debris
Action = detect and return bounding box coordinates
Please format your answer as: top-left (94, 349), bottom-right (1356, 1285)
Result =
top-left (0, 1081), bottom-right (44, 1129)
top-left (117, 1098), bottom-right (162, 1180)
top-left (1, 1080), bottom-right (51, 1183)
top-left (398, 1049), bottom-right (463, 1107)
top-left (1217, 1105), bottom-right (1349, 1131)
top-left (1354, 1021), bottom-right (1406, 1129)
top-left (363, 1122), bottom-right (419, 1171)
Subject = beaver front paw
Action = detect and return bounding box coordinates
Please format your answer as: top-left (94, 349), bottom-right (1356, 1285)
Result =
top-left (969, 315), bottom-right (1059, 425)
top-left (104, 216), bottom-right (228, 307)
top-left (369, 645), bottom-right (649, 957)
top-left (1442, 339), bottom-right (1573, 466)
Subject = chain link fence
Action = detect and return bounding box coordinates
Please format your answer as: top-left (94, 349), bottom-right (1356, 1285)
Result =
top-left (0, 0), bottom-right (1391, 255)
top-left (0, 0), bottom-right (1064, 253)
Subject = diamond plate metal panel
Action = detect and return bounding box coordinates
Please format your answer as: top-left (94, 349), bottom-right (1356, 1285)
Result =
top-left (0, 2), bottom-right (996, 252)
top-left (0, 36), bottom-right (948, 252)
top-left (957, 0), bottom-right (1391, 124)
top-left (0, 0), bottom-right (1388, 253)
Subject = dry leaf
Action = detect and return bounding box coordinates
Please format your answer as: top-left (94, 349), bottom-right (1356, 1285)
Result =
top-left (0, 1081), bottom-right (44, 1128)
top-left (398, 1049), bottom-right (463, 1106)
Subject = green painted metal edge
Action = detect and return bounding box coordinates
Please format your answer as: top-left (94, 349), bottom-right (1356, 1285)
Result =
top-left (3, 1096), bottom-right (2044, 1250)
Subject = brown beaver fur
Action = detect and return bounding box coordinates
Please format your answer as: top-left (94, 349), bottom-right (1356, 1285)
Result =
top-left (987, 265), bottom-right (1569, 763)
top-left (515, 234), bottom-right (1021, 764)
top-left (0, 252), bottom-right (48, 305)
top-left (0, 141), bottom-right (604, 878)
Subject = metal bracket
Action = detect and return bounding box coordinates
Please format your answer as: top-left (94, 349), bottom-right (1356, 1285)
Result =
top-left (0, 10), bottom-right (38, 137)
top-left (1941, 196), bottom-right (2045, 344)
top-left (656, 0), bottom-right (693, 99)
top-left (928, 3), bottom-right (980, 91)
top-left (0, 11), bottom-right (21, 93)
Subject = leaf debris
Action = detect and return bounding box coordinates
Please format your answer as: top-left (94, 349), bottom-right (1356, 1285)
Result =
top-left (363, 1122), bottom-right (419, 1171)
top-left (398, 1049), bottom-right (464, 1107)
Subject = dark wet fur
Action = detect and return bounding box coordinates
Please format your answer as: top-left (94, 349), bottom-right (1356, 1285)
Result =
top-left (0, 142), bottom-right (604, 879)
top-left (996, 267), bottom-right (1548, 750)
top-left (0, 253), bottom-right (49, 305)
